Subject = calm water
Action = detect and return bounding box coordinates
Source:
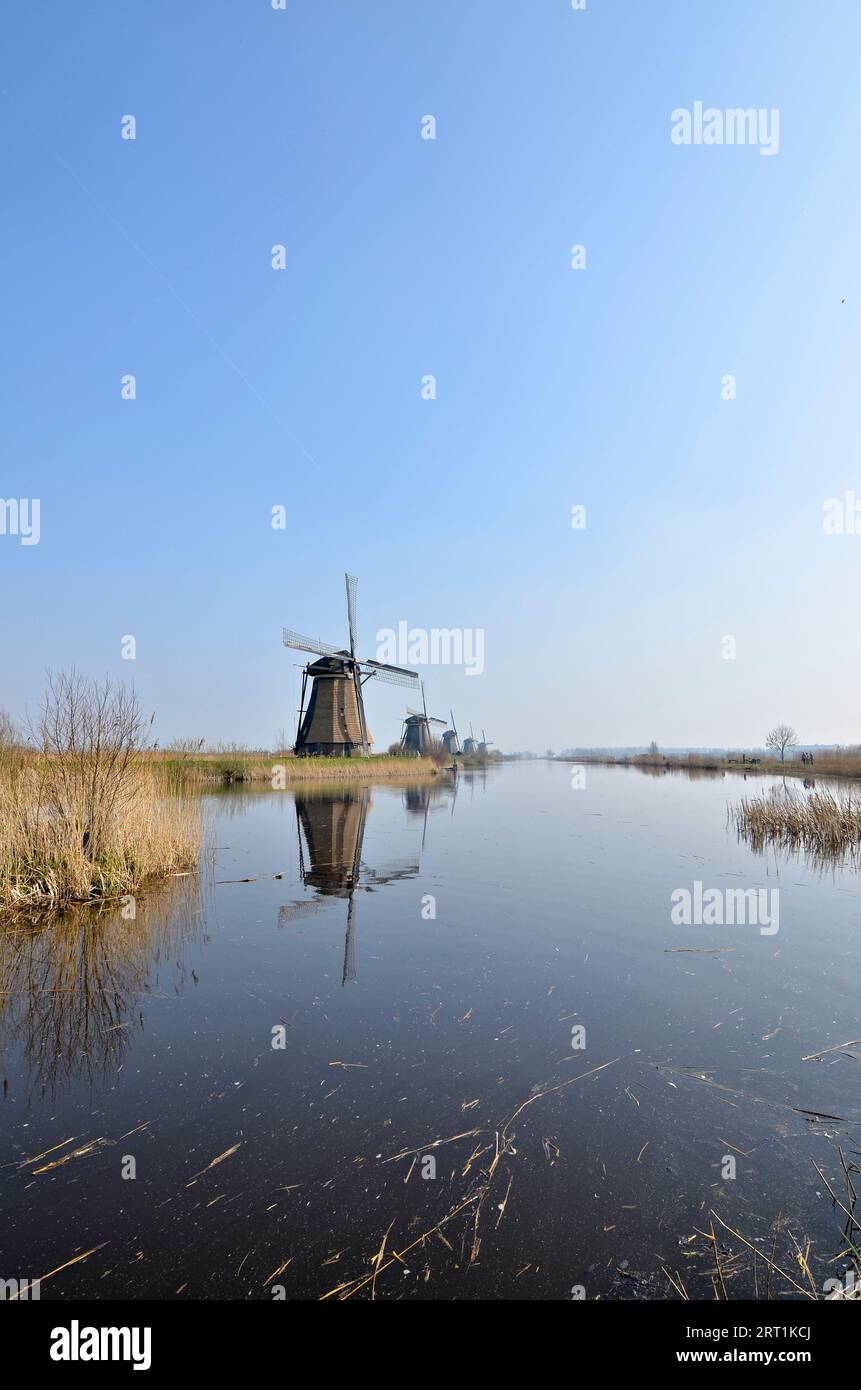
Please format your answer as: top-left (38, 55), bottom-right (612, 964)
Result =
top-left (2, 762), bottom-right (861, 1300)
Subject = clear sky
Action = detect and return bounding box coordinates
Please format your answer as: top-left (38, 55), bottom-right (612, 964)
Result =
top-left (3, 1), bottom-right (861, 752)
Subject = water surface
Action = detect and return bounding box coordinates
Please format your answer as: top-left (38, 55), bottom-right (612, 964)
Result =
top-left (2, 763), bottom-right (860, 1300)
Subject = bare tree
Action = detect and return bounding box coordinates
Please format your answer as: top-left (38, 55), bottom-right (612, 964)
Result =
top-left (29, 671), bottom-right (152, 856)
top-left (765, 723), bottom-right (798, 764)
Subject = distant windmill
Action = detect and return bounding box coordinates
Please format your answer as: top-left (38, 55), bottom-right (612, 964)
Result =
top-left (283, 574), bottom-right (419, 756)
top-left (478, 728), bottom-right (494, 754)
top-left (441, 708), bottom-right (461, 756)
top-left (462, 722), bottom-right (480, 755)
top-left (401, 681), bottom-right (445, 755)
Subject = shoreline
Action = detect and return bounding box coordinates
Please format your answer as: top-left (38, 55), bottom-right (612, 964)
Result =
top-left (150, 753), bottom-right (499, 787)
top-left (138, 753), bottom-right (444, 786)
top-left (555, 754), bottom-right (861, 782)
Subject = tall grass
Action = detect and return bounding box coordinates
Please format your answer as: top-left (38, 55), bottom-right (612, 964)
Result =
top-left (0, 759), bottom-right (202, 910)
top-left (732, 787), bottom-right (861, 858)
top-left (0, 672), bottom-right (201, 911)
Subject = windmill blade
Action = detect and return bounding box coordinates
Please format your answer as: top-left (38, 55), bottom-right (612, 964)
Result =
top-left (427, 716), bottom-right (446, 725)
top-left (345, 573), bottom-right (358, 659)
top-left (283, 628), bottom-right (342, 658)
top-left (278, 898), bottom-right (333, 924)
top-left (342, 892), bottom-right (357, 985)
top-left (364, 859), bottom-right (420, 884)
top-left (406, 707), bottom-right (424, 718)
top-left (359, 660), bottom-right (419, 688)
top-left (353, 667), bottom-right (369, 754)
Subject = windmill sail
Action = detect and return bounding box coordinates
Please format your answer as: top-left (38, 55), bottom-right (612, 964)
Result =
top-left (442, 707), bottom-right (461, 755)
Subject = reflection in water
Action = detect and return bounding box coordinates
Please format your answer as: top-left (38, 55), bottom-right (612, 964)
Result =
top-left (5, 764), bottom-right (861, 1300)
top-left (278, 785), bottom-right (459, 983)
top-left (731, 778), bottom-right (861, 876)
top-left (297, 788), bottom-right (369, 899)
top-left (402, 775), bottom-right (461, 848)
top-left (0, 875), bottom-right (203, 1097)
top-left (631, 762), bottom-right (724, 782)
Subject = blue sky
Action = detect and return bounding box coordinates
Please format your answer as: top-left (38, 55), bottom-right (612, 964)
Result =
top-left (2, 0), bottom-right (861, 751)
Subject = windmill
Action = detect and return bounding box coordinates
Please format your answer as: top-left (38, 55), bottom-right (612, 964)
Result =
top-left (400, 681), bottom-right (446, 755)
top-left (462, 723), bottom-right (480, 755)
top-left (478, 728), bottom-right (494, 755)
top-left (441, 708), bottom-right (461, 756)
top-left (283, 574), bottom-right (419, 756)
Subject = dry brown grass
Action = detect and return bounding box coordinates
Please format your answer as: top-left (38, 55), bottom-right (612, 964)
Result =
top-left (732, 787), bottom-right (861, 858)
top-left (575, 749), bottom-right (861, 781)
top-left (0, 759), bottom-right (202, 910)
top-left (151, 752), bottom-right (441, 788)
top-left (0, 671), bottom-right (202, 912)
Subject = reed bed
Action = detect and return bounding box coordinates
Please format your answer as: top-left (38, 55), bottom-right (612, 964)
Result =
top-left (731, 787), bottom-right (861, 858)
top-left (0, 761), bottom-right (202, 911)
top-left (153, 753), bottom-right (440, 788)
top-left (0, 672), bottom-right (202, 912)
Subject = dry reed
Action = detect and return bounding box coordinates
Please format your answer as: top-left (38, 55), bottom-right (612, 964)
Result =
top-left (0, 671), bottom-right (202, 911)
top-left (0, 761), bottom-right (202, 910)
top-left (152, 752), bottom-right (441, 788)
top-left (731, 787), bottom-right (861, 858)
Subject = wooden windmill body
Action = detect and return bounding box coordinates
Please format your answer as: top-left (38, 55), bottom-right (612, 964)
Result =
top-left (462, 723), bottom-right (480, 755)
top-left (284, 574), bottom-right (419, 757)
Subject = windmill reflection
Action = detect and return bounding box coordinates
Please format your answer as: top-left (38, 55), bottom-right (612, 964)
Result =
top-left (0, 875), bottom-right (202, 1098)
top-left (279, 788), bottom-right (421, 984)
top-left (401, 774), bottom-right (460, 850)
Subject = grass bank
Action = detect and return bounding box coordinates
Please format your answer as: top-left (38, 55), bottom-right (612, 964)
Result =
top-left (566, 751), bottom-right (861, 781)
top-left (151, 752), bottom-right (442, 788)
